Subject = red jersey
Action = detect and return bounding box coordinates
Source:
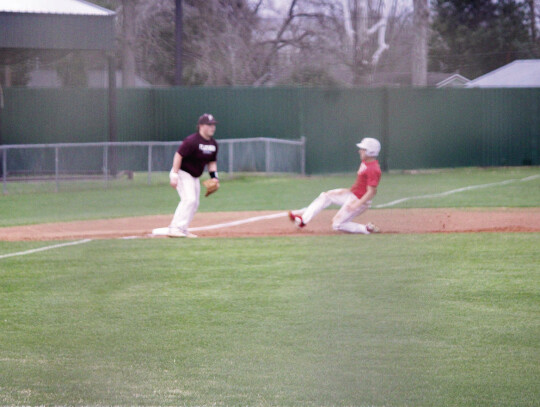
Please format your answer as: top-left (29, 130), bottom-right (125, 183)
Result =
top-left (350, 160), bottom-right (381, 199)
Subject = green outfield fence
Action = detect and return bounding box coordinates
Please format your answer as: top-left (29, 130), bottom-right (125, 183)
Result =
top-left (0, 87), bottom-right (539, 173)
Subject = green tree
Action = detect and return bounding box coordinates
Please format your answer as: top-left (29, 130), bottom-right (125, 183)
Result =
top-left (281, 66), bottom-right (342, 87)
top-left (134, 0), bottom-right (260, 85)
top-left (430, 0), bottom-right (537, 78)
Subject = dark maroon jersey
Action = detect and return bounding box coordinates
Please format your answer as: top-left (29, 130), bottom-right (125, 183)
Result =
top-left (177, 133), bottom-right (218, 178)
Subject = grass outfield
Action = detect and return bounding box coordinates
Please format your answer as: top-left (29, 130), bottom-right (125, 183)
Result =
top-left (0, 235), bottom-right (539, 406)
top-left (0, 166), bottom-right (539, 227)
top-left (0, 166), bottom-right (539, 406)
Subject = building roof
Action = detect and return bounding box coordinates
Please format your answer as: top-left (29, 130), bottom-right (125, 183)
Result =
top-left (367, 72), bottom-right (470, 87)
top-left (0, 0), bottom-right (114, 16)
top-left (0, 0), bottom-right (116, 51)
top-left (436, 73), bottom-right (470, 88)
top-left (466, 59), bottom-right (540, 88)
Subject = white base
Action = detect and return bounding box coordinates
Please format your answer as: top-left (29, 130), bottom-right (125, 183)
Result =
top-left (151, 227), bottom-right (170, 236)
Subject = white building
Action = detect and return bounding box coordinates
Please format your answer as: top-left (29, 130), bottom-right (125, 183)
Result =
top-left (466, 59), bottom-right (540, 88)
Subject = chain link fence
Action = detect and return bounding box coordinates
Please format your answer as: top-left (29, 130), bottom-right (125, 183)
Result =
top-left (1, 137), bottom-right (305, 194)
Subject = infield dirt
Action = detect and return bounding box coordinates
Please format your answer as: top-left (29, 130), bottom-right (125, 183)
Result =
top-left (0, 208), bottom-right (539, 241)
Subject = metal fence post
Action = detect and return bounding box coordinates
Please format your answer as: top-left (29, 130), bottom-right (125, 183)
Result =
top-left (265, 139), bottom-right (271, 173)
top-left (54, 146), bottom-right (59, 193)
top-left (300, 136), bottom-right (306, 176)
top-left (228, 141), bottom-right (233, 175)
top-left (2, 148), bottom-right (6, 194)
top-left (103, 144), bottom-right (109, 187)
top-left (147, 144), bottom-right (153, 185)
top-left (381, 88), bottom-right (389, 172)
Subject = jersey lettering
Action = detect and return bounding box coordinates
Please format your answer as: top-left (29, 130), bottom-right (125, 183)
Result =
top-left (199, 144), bottom-right (217, 154)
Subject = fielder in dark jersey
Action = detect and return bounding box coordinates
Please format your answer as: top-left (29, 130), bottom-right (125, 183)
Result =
top-left (178, 132), bottom-right (218, 177)
top-left (168, 113), bottom-right (219, 238)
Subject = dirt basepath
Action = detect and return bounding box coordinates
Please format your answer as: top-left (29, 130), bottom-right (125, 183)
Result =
top-left (1, 208), bottom-right (539, 241)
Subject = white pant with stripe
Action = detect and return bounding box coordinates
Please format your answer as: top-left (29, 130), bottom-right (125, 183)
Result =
top-left (169, 170), bottom-right (200, 232)
top-left (299, 188), bottom-right (372, 234)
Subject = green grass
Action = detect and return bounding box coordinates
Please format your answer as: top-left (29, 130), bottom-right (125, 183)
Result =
top-left (0, 234), bottom-right (538, 406)
top-left (379, 167), bottom-right (540, 208)
top-left (1, 166), bottom-right (539, 406)
top-left (1, 166), bottom-right (539, 227)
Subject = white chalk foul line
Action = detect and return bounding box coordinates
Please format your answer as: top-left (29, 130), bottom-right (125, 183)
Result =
top-left (0, 239), bottom-right (92, 260)
top-left (189, 212), bottom-right (288, 232)
top-left (152, 211), bottom-right (292, 235)
top-left (374, 174), bottom-right (540, 209)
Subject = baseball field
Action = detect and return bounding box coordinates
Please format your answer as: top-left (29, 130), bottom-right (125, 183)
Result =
top-left (0, 167), bottom-right (539, 406)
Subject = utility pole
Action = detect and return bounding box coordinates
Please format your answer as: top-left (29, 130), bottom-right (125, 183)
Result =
top-left (121, 0), bottom-right (136, 87)
top-left (175, 0), bottom-right (183, 86)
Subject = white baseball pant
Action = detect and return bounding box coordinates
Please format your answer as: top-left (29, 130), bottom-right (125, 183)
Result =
top-left (169, 169), bottom-right (200, 232)
top-left (300, 188), bottom-right (372, 234)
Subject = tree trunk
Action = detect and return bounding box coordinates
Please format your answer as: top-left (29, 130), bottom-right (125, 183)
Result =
top-left (354, 0), bottom-right (368, 85)
top-left (528, 0), bottom-right (536, 42)
top-left (122, 0), bottom-right (137, 87)
top-left (411, 0), bottom-right (429, 86)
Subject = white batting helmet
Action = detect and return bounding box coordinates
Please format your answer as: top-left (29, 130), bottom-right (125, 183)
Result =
top-left (356, 138), bottom-right (381, 157)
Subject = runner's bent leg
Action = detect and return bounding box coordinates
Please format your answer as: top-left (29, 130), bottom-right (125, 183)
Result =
top-left (301, 189), bottom-right (350, 224)
top-left (332, 194), bottom-right (371, 234)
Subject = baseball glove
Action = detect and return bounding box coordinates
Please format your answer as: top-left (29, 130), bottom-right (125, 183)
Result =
top-left (202, 178), bottom-right (219, 197)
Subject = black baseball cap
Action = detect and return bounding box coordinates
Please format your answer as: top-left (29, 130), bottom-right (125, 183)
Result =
top-left (198, 113), bottom-right (218, 125)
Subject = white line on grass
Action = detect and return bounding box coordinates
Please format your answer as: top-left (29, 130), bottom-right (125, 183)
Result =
top-left (151, 212), bottom-right (291, 235)
top-left (0, 239), bottom-right (92, 260)
top-left (521, 174), bottom-right (540, 182)
top-left (189, 212), bottom-right (288, 231)
top-left (374, 174), bottom-right (540, 209)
